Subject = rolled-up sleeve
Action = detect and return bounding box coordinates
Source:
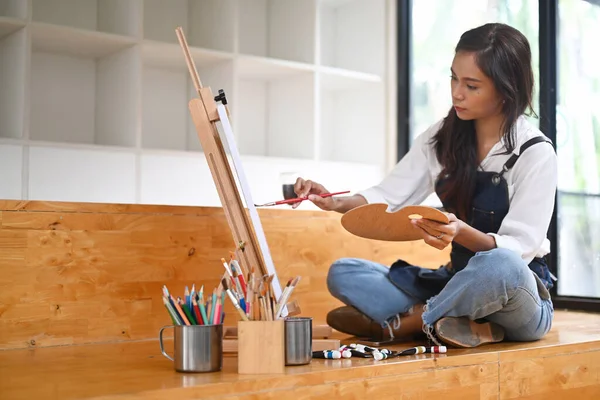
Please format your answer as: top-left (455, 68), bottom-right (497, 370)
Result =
top-left (357, 122), bottom-right (440, 211)
top-left (488, 143), bottom-right (557, 262)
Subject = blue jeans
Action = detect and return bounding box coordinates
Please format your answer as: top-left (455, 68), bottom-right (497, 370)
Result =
top-left (327, 248), bottom-right (554, 342)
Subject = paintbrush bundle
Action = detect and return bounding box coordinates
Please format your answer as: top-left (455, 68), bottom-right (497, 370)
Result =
top-left (220, 252), bottom-right (302, 321)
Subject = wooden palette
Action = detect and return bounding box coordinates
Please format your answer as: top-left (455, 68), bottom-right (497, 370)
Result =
top-left (341, 204), bottom-right (449, 242)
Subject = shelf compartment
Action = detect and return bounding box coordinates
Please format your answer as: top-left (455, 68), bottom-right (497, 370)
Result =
top-left (0, 16), bottom-right (25, 39)
top-left (28, 145), bottom-right (137, 203)
top-left (238, 0), bottom-right (315, 64)
top-left (32, 0), bottom-right (140, 38)
top-left (141, 53), bottom-right (234, 152)
top-left (30, 43), bottom-right (139, 147)
top-left (0, 0), bottom-right (28, 19)
top-left (31, 23), bottom-right (137, 59)
top-left (237, 55), bottom-right (315, 80)
top-left (320, 0), bottom-right (386, 76)
top-left (0, 28), bottom-right (26, 139)
top-left (319, 0), bottom-right (357, 6)
top-left (141, 40), bottom-right (232, 72)
top-left (140, 152), bottom-right (220, 206)
top-left (319, 77), bottom-right (385, 165)
top-left (143, 0), bottom-right (234, 52)
top-left (0, 143), bottom-right (22, 199)
top-left (319, 66), bottom-right (382, 90)
top-left (236, 72), bottom-right (315, 159)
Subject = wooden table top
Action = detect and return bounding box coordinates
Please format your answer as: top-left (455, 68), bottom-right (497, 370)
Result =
top-left (1, 310), bottom-right (599, 400)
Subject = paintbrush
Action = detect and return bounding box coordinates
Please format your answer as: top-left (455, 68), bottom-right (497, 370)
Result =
top-left (254, 191), bottom-right (350, 207)
top-left (259, 284), bottom-right (269, 321)
top-left (222, 278), bottom-right (249, 321)
top-left (275, 276), bottom-right (301, 319)
top-left (221, 257), bottom-right (234, 278)
top-left (274, 278), bottom-right (293, 319)
top-left (265, 275), bottom-right (275, 320)
top-left (245, 273), bottom-right (253, 317)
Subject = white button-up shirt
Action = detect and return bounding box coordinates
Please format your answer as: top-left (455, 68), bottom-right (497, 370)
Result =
top-left (357, 116), bottom-right (558, 264)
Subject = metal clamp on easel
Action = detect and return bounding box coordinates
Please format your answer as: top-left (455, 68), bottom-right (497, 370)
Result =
top-left (214, 89), bottom-right (227, 104)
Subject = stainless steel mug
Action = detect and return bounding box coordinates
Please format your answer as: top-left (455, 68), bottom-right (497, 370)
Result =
top-left (284, 317), bottom-right (312, 365)
top-left (159, 324), bottom-right (223, 373)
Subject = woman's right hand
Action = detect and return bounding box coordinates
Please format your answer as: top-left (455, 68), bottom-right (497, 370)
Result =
top-left (293, 177), bottom-right (337, 211)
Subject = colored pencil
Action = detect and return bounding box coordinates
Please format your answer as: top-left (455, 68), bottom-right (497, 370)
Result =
top-left (192, 297), bottom-right (203, 325)
top-left (199, 287), bottom-right (209, 325)
top-left (185, 286), bottom-right (190, 311)
top-left (179, 299), bottom-right (197, 325)
top-left (163, 296), bottom-right (182, 325)
top-left (170, 294), bottom-right (191, 325)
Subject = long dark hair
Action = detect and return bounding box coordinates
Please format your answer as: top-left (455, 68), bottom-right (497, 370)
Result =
top-left (432, 23), bottom-right (536, 220)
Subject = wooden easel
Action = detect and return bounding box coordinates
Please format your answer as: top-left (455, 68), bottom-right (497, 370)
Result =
top-left (175, 27), bottom-right (337, 351)
top-left (175, 27), bottom-right (267, 290)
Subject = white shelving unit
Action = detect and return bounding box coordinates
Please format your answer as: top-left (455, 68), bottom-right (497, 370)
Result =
top-left (0, 0), bottom-right (395, 207)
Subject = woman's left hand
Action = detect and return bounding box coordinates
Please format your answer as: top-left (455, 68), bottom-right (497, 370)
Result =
top-left (411, 213), bottom-right (461, 250)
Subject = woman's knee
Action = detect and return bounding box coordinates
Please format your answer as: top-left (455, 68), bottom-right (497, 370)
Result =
top-left (468, 248), bottom-right (527, 280)
top-left (326, 258), bottom-right (364, 295)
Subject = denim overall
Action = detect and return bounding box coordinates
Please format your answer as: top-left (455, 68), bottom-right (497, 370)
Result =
top-left (387, 136), bottom-right (556, 303)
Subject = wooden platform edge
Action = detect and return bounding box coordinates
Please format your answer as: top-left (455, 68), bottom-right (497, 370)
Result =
top-left (223, 338), bottom-right (340, 353)
top-left (78, 334), bottom-right (600, 400)
top-left (223, 325), bottom-right (332, 339)
top-left (3, 312), bottom-right (600, 400)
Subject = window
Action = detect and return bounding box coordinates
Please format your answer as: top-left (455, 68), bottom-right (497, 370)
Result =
top-left (556, 0), bottom-right (600, 298)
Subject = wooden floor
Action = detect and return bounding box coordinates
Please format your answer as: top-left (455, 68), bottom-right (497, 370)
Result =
top-left (1, 310), bottom-right (600, 400)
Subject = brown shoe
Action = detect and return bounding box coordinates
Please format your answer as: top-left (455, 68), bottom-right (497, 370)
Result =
top-left (434, 316), bottom-right (505, 348)
top-left (326, 306), bottom-right (422, 342)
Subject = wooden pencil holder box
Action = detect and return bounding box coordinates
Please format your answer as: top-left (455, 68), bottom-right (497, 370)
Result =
top-left (237, 320), bottom-right (285, 374)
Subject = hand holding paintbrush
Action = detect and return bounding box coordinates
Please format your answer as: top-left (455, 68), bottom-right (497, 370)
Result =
top-left (288, 177), bottom-right (360, 211)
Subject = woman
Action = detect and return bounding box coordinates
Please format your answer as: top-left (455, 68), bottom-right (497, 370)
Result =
top-left (293, 23), bottom-right (557, 348)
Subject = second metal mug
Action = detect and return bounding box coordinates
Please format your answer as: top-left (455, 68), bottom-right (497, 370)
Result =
top-left (285, 317), bottom-right (312, 365)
